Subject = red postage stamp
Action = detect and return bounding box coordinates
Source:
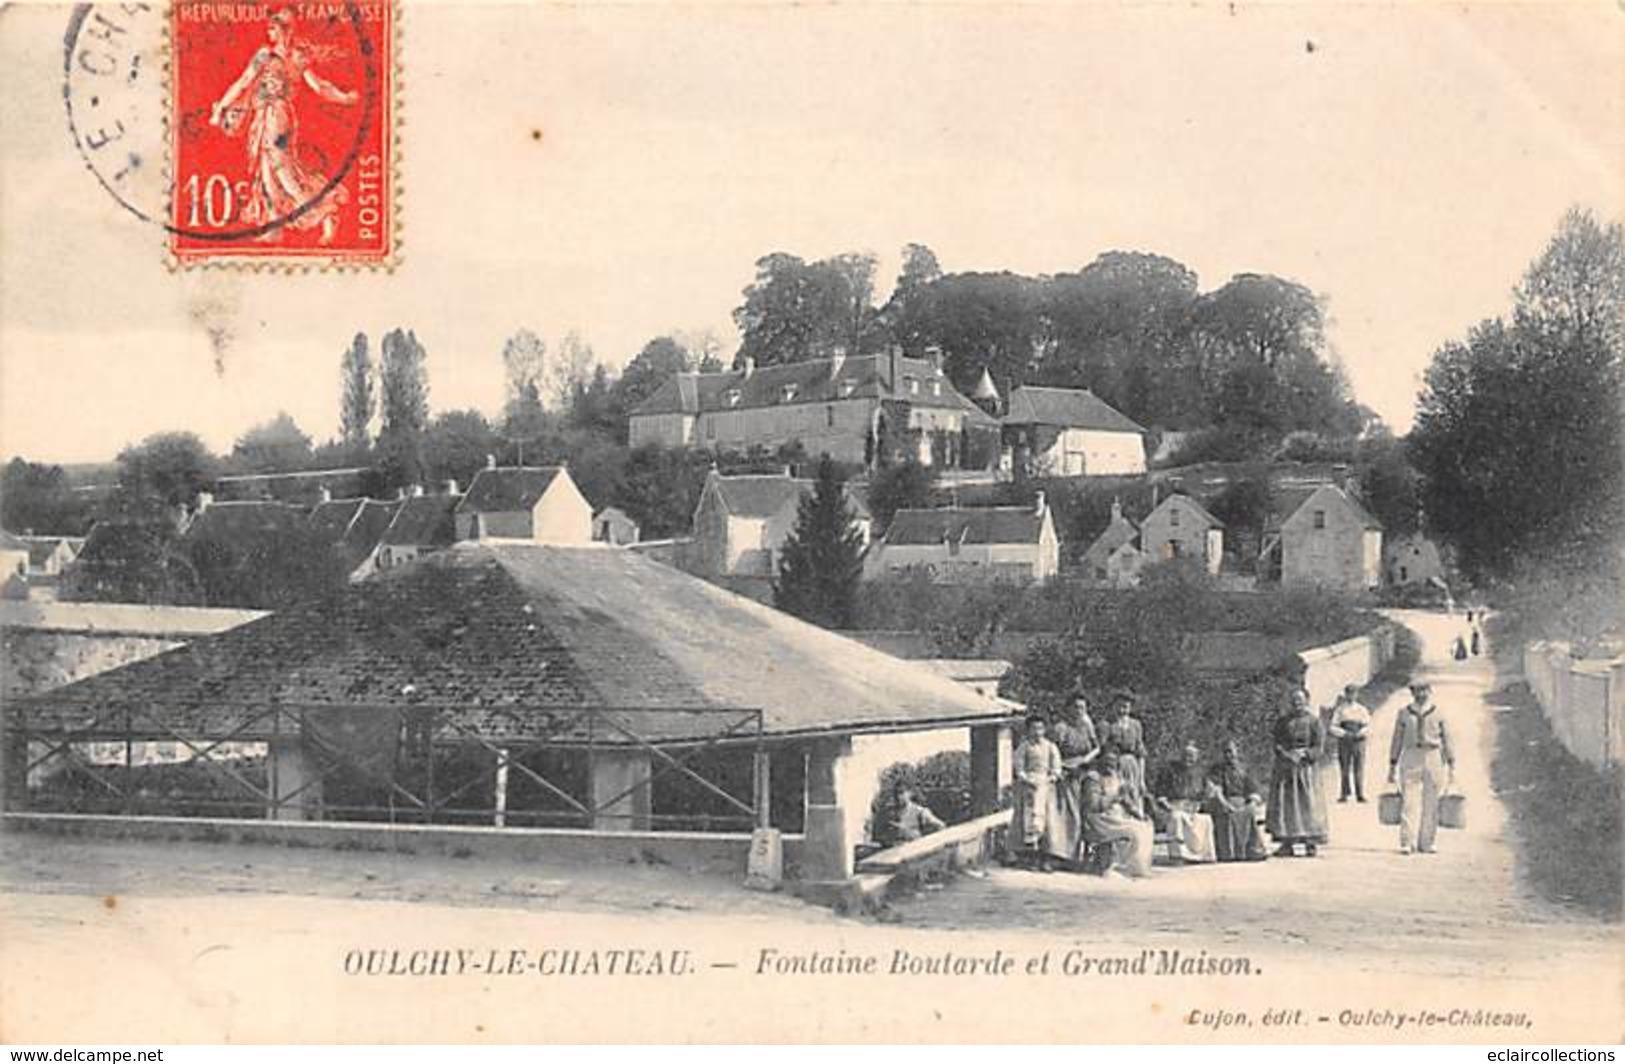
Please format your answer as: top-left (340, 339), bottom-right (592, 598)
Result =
top-left (169, 1), bottom-right (395, 266)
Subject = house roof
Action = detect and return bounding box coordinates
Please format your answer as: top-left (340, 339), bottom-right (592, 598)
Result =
top-left (457, 467), bottom-right (563, 514)
top-left (215, 467), bottom-right (368, 504)
top-left (185, 501), bottom-right (310, 547)
top-left (1082, 512), bottom-right (1139, 562)
top-left (309, 497), bottom-right (402, 568)
top-left (593, 507), bottom-right (637, 527)
top-left (1003, 386), bottom-right (1146, 434)
top-left (706, 473), bottom-right (873, 522)
top-left (0, 530), bottom-right (29, 552)
top-left (1148, 492), bottom-right (1225, 530)
top-left (884, 506), bottom-right (1045, 546)
top-left (631, 353), bottom-right (998, 425)
top-left (307, 498), bottom-right (367, 545)
top-left (18, 545), bottom-right (1007, 741)
top-left (379, 493), bottom-right (461, 548)
top-left (1269, 484), bottom-right (1382, 532)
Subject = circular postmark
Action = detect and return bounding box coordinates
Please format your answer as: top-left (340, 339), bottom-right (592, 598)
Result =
top-left (64, 1), bottom-right (383, 246)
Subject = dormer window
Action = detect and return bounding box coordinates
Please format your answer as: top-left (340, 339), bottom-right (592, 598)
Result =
top-left (904, 376), bottom-right (919, 395)
top-left (837, 379), bottom-right (857, 398)
top-left (725, 389), bottom-right (742, 408)
top-left (930, 379), bottom-right (942, 397)
top-left (1313, 510), bottom-right (1326, 530)
top-left (780, 384), bottom-right (799, 403)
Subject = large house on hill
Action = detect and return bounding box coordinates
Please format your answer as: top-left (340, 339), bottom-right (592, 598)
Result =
top-left (690, 469), bottom-right (872, 579)
top-left (1002, 386), bottom-right (1147, 477)
top-left (629, 348), bottom-right (999, 469)
top-left (865, 495), bottom-right (1058, 584)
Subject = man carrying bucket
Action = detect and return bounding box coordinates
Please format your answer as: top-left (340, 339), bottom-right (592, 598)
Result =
top-left (1386, 681), bottom-right (1456, 855)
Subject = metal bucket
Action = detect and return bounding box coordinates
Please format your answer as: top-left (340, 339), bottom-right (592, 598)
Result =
top-left (1378, 791), bottom-right (1403, 825)
top-left (1438, 793), bottom-right (1467, 830)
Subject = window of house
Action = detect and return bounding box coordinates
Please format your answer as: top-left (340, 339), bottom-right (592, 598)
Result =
top-left (725, 389), bottom-right (741, 407)
top-left (930, 379), bottom-right (942, 396)
top-left (1399, 565), bottom-right (1409, 582)
top-left (1170, 509), bottom-right (1180, 527)
top-left (780, 384), bottom-right (799, 402)
top-left (904, 376), bottom-right (919, 394)
top-left (1169, 540), bottom-right (1183, 557)
top-left (1313, 510), bottom-right (1326, 530)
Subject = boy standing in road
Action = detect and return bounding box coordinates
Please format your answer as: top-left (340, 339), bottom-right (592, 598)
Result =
top-left (1330, 684), bottom-right (1372, 803)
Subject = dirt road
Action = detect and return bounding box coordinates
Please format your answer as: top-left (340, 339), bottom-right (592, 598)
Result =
top-left (2, 610), bottom-right (1619, 1042)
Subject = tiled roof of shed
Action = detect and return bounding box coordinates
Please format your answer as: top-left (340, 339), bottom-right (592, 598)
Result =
top-left (884, 506), bottom-right (1044, 546)
top-left (457, 467), bottom-right (562, 514)
top-left (1003, 386), bottom-right (1146, 434)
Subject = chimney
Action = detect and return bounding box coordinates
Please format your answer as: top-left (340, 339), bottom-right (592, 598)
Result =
top-left (925, 344), bottom-right (944, 373)
top-left (443, 479), bottom-right (459, 495)
top-left (1111, 497), bottom-right (1123, 523)
top-left (317, 484), bottom-right (332, 504)
top-left (410, 484), bottom-right (425, 498)
top-left (195, 490), bottom-right (213, 513)
top-left (741, 355), bottom-right (755, 379)
top-left (485, 453), bottom-right (497, 470)
top-left (1034, 490), bottom-right (1047, 517)
top-left (829, 346), bottom-right (847, 380)
top-left (887, 344), bottom-right (904, 391)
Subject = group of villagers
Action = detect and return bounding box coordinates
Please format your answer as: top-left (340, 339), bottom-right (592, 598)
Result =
top-left (1007, 684), bottom-right (1367, 876)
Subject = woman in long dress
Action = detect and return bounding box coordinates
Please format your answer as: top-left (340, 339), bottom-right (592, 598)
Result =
top-left (1082, 752), bottom-right (1155, 878)
top-left (1266, 687), bottom-right (1329, 856)
top-left (1153, 743), bottom-right (1217, 863)
top-left (1046, 697), bottom-right (1101, 868)
top-left (1009, 717), bottom-right (1063, 870)
top-left (1205, 741), bottom-right (1269, 862)
top-left (1101, 691), bottom-right (1149, 818)
top-left (209, 9), bottom-right (360, 243)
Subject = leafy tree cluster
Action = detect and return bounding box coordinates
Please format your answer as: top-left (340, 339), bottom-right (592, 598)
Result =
top-left (1410, 206), bottom-right (1623, 618)
top-left (773, 456), bottom-right (866, 628)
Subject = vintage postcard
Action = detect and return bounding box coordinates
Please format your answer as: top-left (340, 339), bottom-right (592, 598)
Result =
top-left (1, 0), bottom-right (1621, 1046)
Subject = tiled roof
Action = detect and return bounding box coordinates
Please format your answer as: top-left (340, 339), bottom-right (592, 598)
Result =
top-left (1149, 492), bottom-right (1225, 530)
top-left (631, 353), bottom-right (997, 425)
top-left (185, 502), bottom-right (309, 549)
top-left (883, 506), bottom-right (1044, 546)
top-left (307, 498), bottom-right (366, 545)
top-left (215, 467), bottom-right (368, 504)
top-left (707, 473), bottom-right (872, 522)
top-left (1270, 484), bottom-right (1382, 532)
top-left (1003, 386), bottom-right (1146, 434)
top-left (457, 467), bottom-right (562, 514)
top-left (308, 497), bottom-right (403, 568)
top-left (379, 494), bottom-right (460, 548)
top-left (17, 536), bottom-right (80, 566)
top-left (1083, 513), bottom-right (1139, 561)
top-left (18, 545), bottom-right (1005, 740)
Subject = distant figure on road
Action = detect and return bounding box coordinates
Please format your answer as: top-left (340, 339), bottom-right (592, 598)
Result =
top-left (1268, 687), bottom-right (1329, 857)
top-left (1330, 684), bottom-right (1372, 803)
top-left (1388, 681), bottom-right (1456, 855)
top-left (893, 786), bottom-right (945, 842)
top-left (1470, 624), bottom-right (1482, 657)
top-left (1206, 741), bottom-right (1269, 862)
top-left (1011, 717), bottom-right (1063, 871)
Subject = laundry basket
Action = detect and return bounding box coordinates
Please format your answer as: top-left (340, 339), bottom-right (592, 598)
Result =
top-left (1378, 791), bottom-right (1403, 826)
top-left (1438, 792), bottom-right (1467, 830)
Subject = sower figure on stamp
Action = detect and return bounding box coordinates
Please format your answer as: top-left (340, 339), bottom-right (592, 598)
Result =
top-left (1387, 681), bottom-right (1456, 855)
top-left (209, 7), bottom-right (359, 244)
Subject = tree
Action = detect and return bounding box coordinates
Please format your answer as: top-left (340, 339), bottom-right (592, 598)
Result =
top-left (423, 409), bottom-right (499, 488)
top-left (674, 328), bottom-right (726, 372)
top-left (616, 444), bottom-right (708, 538)
top-left (501, 328), bottom-right (548, 442)
top-left (1411, 208), bottom-right (1623, 582)
top-left (774, 456), bottom-right (866, 629)
top-left (339, 332), bottom-right (374, 449)
top-left (568, 362), bottom-right (620, 438)
top-left (877, 243), bottom-right (943, 355)
top-left (0, 459), bottom-right (89, 535)
top-left (866, 457), bottom-right (934, 535)
top-left (115, 431), bottom-right (218, 511)
top-left (733, 252), bottom-right (878, 367)
top-left (230, 412), bottom-right (314, 473)
top-left (378, 328), bottom-right (430, 490)
top-left (612, 336), bottom-right (691, 437)
top-left (548, 330), bottom-right (596, 411)
top-left (909, 271), bottom-right (1045, 398)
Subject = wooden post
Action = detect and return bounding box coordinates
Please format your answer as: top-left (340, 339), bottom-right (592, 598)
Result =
top-left (752, 748), bottom-right (771, 830)
top-left (493, 747), bottom-right (509, 828)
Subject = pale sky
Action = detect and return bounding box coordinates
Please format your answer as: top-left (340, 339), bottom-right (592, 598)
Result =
top-left (2, 1), bottom-right (1621, 464)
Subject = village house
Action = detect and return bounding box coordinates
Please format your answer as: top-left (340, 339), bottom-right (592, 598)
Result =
top-left (1001, 385), bottom-right (1147, 477)
top-left (1384, 530), bottom-right (1446, 588)
top-left (1079, 498), bottom-right (1140, 584)
top-left (591, 507), bottom-right (640, 546)
top-left (690, 469), bottom-right (872, 579)
top-left (17, 535), bottom-right (85, 578)
top-left (1262, 483), bottom-right (1383, 590)
top-left (307, 490), bottom-right (404, 581)
top-left (454, 461), bottom-right (593, 544)
top-left (0, 531), bottom-right (29, 597)
top-left (1138, 492), bottom-right (1225, 575)
top-left (6, 545), bottom-right (1018, 884)
top-left (628, 348), bottom-right (1000, 470)
top-left (371, 487), bottom-right (463, 573)
top-left (865, 495), bottom-right (1059, 584)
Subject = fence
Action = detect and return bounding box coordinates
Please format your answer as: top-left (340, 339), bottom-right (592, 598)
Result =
top-left (1522, 642), bottom-right (1624, 771)
top-left (2, 699), bottom-right (768, 832)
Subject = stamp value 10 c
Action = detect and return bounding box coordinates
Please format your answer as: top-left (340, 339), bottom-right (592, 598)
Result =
top-left (169, 1), bottom-right (395, 266)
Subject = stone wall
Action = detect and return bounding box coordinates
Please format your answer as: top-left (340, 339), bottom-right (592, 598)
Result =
top-left (1523, 642), bottom-right (1624, 771)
